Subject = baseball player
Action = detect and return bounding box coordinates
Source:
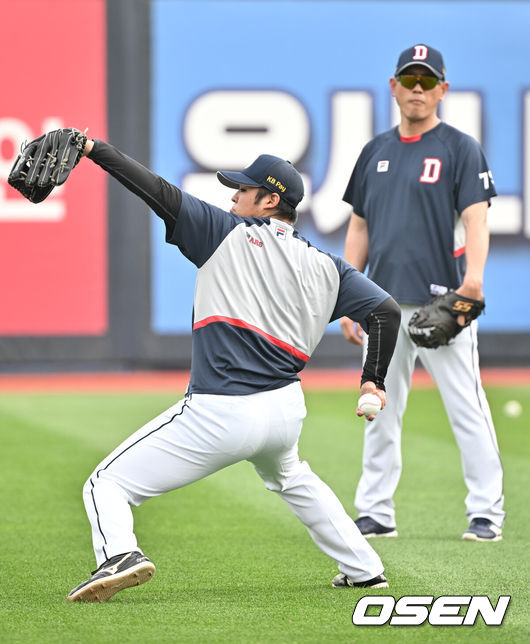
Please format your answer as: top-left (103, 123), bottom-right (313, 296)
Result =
top-left (341, 44), bottom-right (505, 542)
top-left (66, 139), bottom-right (401, 602)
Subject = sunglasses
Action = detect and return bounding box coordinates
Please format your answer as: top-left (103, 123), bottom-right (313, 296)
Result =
top-left (398, 75), bottom-right (440, 90)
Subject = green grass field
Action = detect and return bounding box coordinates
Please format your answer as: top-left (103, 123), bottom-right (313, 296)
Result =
top-left (0, 385), bottom-right (528, 643)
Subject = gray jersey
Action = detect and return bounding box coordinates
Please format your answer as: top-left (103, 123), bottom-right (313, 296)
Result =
top-left (170, 193), bottom-right (389, 394)
top-left (87, 140), bottom-right (394, 395)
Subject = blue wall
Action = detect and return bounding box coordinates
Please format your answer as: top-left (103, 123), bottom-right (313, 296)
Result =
top-left (151, 0), bottom-right (530, 333)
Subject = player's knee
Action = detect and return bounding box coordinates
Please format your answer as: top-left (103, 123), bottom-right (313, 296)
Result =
top-left (82, 477), bottom-right (94, 507)
top-left (82, 472), bottom-right (111, 503)
top-left (260, 459), bottom-right (313, 493)
top-left (253, 464), bottom-right (282, 492)
top-left (279, 460), bottom-right (313, 489)
top-left (83, 473), bottom-right (140, 512)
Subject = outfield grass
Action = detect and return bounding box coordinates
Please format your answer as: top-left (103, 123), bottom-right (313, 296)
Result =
top-left (0, 386), bottom-right (528, 643)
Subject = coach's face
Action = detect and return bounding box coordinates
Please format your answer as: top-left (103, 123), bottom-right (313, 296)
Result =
top-left (230, 186), bottom-right (280, 218)
top-left (390, 65), bottom-right (449, 124)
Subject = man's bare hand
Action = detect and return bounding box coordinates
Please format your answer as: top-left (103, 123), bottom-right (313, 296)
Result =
top-left (83, 139), bottom-right (95, 156)
top-left (340, 316), bottom-right (364, 345)
top-left (356, 381), bottom-right (386, 421)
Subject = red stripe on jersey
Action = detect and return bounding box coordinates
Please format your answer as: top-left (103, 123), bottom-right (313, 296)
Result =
top-left (193, 316), bottom-right (310, 362)
top-left (454, 246), bottom-right (465, 257)
top-left (400, 134), bottom-right (422, 143)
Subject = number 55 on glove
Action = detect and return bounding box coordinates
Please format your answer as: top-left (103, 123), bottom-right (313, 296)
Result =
top-left (408, 291), bottom-right (485, 349)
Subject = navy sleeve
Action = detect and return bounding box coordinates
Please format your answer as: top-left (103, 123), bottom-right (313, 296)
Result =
top-left (168, 192), bottom-right (244, 267)
top-left (454, 135), bottom-right (497, 213)
top-left (342, 142), bottom-right (372, 217)
top-left (329, 256), bottom-right (400, 391)
top-left (330, 256), bottom-right (389, 330)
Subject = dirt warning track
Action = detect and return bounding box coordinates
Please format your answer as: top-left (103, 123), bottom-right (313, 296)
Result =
top-left (0, 368), bottom-right (529, 393)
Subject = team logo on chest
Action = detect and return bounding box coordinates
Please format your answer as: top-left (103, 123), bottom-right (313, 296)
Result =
top-left (419, 158), bottom-right (442, 183)
top-left (377, 160), bottom-right (389, 173)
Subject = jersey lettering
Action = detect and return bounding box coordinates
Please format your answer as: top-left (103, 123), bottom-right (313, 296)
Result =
top-left (479, 170), bottom-right (495, 189)
top-left (419, 158), bottom-right (442, 183)
top-left (246, 232), bottom-right (263, 248)
top-left (413, 45), bottom-right (428, 60)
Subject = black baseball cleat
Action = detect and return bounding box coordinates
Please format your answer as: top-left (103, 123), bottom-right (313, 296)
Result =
top-left (332, 573), bottom-right (389, 588)
top-left (355, 516), bottom-right (398, 538)
top-left (67, 551), bottom-right (156, 603)
top-left (462, 518), bottom-right (502, 542)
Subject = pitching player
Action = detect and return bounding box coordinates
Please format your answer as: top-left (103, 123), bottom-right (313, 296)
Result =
top-left (66, 139), bottom-right (401, 602)
top-left (341, 44), bottom-right (505, 542)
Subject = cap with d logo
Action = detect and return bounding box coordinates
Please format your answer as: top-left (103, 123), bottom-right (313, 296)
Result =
top-left (395, 44), bottom-right (446, 80)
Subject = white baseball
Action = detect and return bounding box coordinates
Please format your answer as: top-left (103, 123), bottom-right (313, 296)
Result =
top-left (358, 393), bottom-right (382, 416)
top-left (503, 400), bottom-right (522, 418)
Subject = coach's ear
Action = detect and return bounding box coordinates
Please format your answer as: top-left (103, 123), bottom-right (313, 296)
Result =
top-left (438, 81), bottom-right (450, 101)
top-left (389, 77), bottom-right (398, 97)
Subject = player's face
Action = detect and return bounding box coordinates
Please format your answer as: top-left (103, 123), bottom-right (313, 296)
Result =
top-left (230, 186), bottom-right (276, 218)
top-left (390, 66), bottom-right (449, 124)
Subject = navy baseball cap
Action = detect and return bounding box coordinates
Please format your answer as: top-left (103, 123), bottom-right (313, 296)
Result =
top-left (395, 44), bottom-right (446, 80)
top-left (217, 154), bottom-right (304, 208)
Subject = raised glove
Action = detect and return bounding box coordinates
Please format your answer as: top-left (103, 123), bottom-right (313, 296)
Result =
top-left (7, 128), bottom-right (87, 203)
top-left (408, 291), bottom-right (485, 349)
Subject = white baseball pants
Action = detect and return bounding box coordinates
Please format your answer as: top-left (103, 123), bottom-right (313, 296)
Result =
top-left (83, 381), bottom-right (384, 582)
top-left (356, 306), bottom-right (505, 529)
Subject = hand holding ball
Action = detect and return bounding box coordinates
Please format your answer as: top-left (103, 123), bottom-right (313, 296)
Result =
top-left (357, 393), bottom-right (382, 419)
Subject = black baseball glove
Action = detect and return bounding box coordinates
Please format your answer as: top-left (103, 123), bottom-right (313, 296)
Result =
top-left (408, 291), bottom-right (485, 348)
top-left (7, 128), bottom-right (87, 203)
